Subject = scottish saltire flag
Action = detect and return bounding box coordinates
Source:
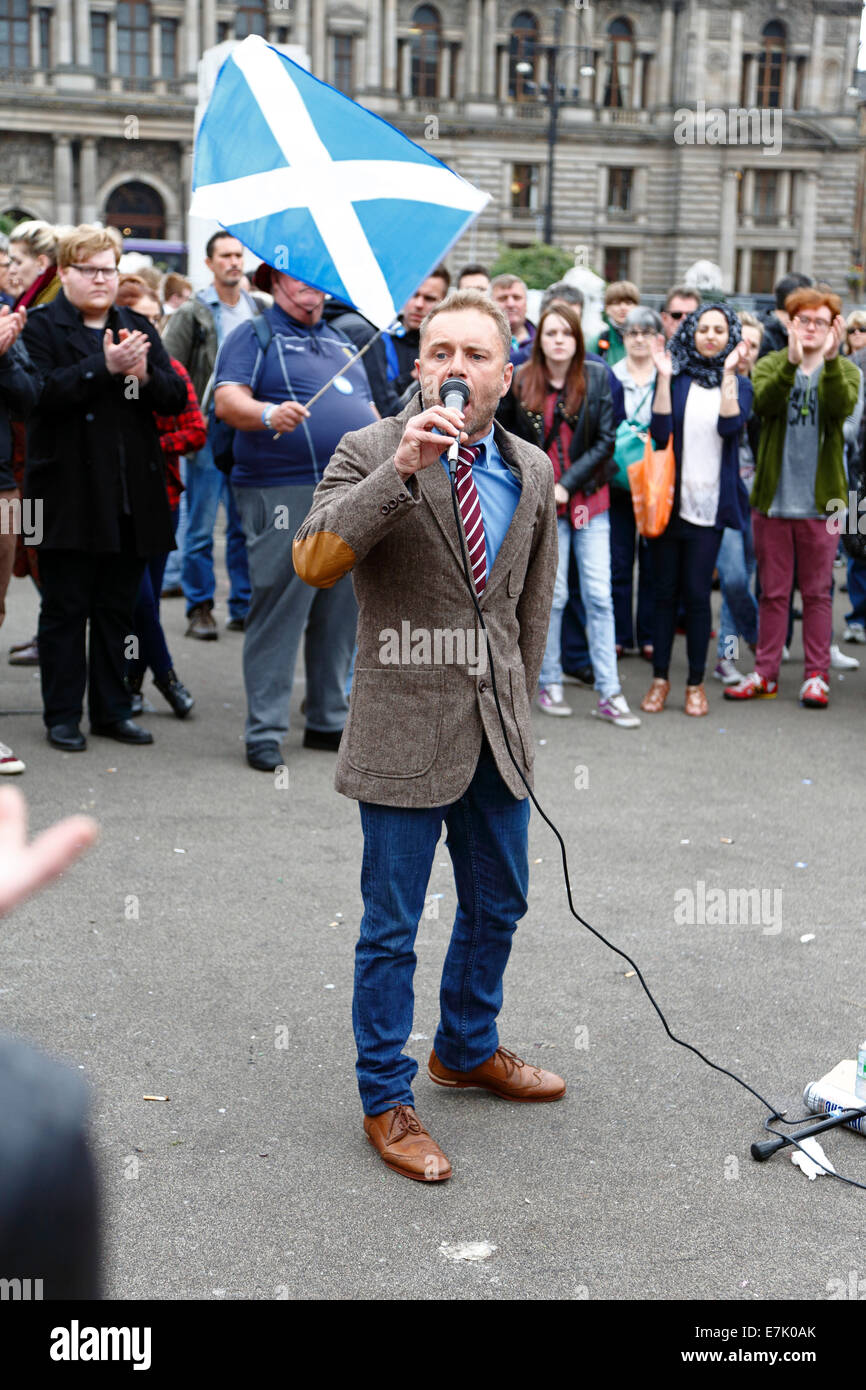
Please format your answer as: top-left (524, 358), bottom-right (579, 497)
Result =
top-left (190, 35), bottom-right (489, 329)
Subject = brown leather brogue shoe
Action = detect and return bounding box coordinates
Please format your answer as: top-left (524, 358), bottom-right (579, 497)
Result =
top-left (363, 1104), bottom-right (452, 1182)
top-left (428, 1046), bottom-right (566, 1102)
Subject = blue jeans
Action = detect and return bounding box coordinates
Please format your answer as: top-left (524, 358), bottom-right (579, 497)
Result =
top-left (716, 520), bottom-right (758, 659)
top-left (354, 741), bottom-right (530, 1116)
top-left (561, 547), bottom-right (589, 672)
top-left (182, 441), bottom-right (251, 620)
top-left (845, 554), bottom-right (866, 629)
top-left (541, 512), bottom-right (620, 699)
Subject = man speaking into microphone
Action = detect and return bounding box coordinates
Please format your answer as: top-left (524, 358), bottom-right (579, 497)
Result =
top-left (294, 289), bottom-right (562, 1182)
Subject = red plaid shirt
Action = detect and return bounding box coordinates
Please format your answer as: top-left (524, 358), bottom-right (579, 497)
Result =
top-left (153, 358), bottom-right (207, 509)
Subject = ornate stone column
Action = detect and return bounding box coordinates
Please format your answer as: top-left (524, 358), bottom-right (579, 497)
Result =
top-left (53, 135), bottom-right (74, 224)
top-left (481, 0), bottom-right (496, 98)
top-left (80, 137), bottom-right (98, 221)
top-left (75, 0), bottom-right (91, 66)
top-left (55, 0), bottom-right (73, 65)
top-left (382, 0), bottom-right (397, 91)
top-left (466, 0), bottom-right (480, 96)
top-left (719, 168), bottom-right (739, 291)
top-left (365, 0), bottom-right (381, 89)
top-left (797, 170), bottom-right (818, 272)
top-left (184, 0), bottom-right (200, 73)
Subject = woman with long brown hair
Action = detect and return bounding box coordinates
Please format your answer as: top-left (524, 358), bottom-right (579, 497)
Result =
top-left (504, 302), bottom-right (639, 726)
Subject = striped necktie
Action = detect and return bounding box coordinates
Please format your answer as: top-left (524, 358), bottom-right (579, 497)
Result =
top-left (454, 444), bottom-right (487, 595)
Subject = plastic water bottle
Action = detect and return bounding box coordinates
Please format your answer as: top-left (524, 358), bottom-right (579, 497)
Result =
top-left (857, 1040), bottom-right (866, 1102)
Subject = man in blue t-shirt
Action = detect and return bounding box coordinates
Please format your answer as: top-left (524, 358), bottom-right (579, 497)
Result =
top-left (214, 269), bottom-right (377, 770)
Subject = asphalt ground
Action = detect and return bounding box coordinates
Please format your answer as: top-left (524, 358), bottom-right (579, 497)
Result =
top-left (1, 553), bottom-right (865, 1305)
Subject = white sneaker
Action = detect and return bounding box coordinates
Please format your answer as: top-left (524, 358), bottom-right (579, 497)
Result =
top-left (830, 643), bottom-right (859, 670)
top-left (781, 645), bottom-right (791, 663)
top-left (592, 693), bottom-right (641, 728)
top-left (0, 741), bottom-right (25, 774)
top-left (843, 624), bottom-right (866, 644)
top-left (712, 657), bottom-right (742, 685)
top-left (536, 683), bottom-right (572, 717)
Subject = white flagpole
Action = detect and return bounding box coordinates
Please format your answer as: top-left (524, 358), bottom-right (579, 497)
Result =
top-left (272, 327), bottom-right (389, 438)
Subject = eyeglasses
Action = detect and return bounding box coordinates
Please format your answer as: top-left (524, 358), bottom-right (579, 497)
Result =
top-left (625, 329), bottom-right (652, 338)
top-left (793, 315), bottom-right (831, 330)
top-left (70, 265), bottom-right (119, 281)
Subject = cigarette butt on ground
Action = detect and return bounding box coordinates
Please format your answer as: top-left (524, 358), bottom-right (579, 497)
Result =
top-left (143, 1094), bottom-right (170, 1102)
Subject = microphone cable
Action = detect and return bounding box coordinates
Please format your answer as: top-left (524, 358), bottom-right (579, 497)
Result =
top-left (447, 472), bottom-right (866, 1190)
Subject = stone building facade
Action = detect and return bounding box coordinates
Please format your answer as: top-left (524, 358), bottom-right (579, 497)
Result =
top-left (1, 0), bottom-right (864, 293)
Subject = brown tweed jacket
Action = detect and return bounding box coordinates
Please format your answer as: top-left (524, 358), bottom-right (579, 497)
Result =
top-left (293, 394), bottom-right (557, 807)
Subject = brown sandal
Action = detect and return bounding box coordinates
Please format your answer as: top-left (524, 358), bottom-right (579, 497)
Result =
top-left (640, 678), bottom-right (670, 713)
top-left (684, 683), bottom-right (708, 717)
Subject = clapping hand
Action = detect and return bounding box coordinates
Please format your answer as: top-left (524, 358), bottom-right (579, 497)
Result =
top-left (724, 341), bottom-right (750, 374)
top-left (0, 305), bottom-right (27, 356)
top-left (103, 327), bottom-right (150, 379)
top-left (822, 315), bottom-right (847, 361)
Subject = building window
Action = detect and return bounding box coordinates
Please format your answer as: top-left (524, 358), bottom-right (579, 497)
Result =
top-left (753, 171), bottom-right (778, 224)
top-left (750, 248), bottom-right (777, 294)
top-left (608, 167), bottom-right (632, 214)
top-left (508, 10), bottom-right (538, 102)
top-left (117, 2), bottom-right (151, 78)
top-left (236, 0), bottom-right (266, 38)
top-left (105, 181), bottom-right (166, 239)
top-left (91, 11), bottom-right (108, 72)
top-left (160, 19), bottom-right (178, 77)
top-left (757, 20), bottom-right (785, 108)
top-left (38, 5), bottom-right (51, 66)
top-left (510, 163), bottom-right (539, 214)
top-left (217, 21), bottom-right (231, 43)
top-left (603, 246), bottom-right (630, 282)
top-left (0, 0), bottom-right (31, 69)
top-left (410, 4), bottom-right (440, 99)
top-left (602, 17), bottom-right (633, 109)
top-left (333, 33), bottom-right (353, 92)
top-left (275, 26), bottom-right (289, 44)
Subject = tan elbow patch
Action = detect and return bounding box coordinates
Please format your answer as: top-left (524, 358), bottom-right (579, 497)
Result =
top-left (293, 532), bottom-right (356, 588)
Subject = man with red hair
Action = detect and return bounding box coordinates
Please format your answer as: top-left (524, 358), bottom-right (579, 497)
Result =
top-left (726, 287), bottom-right (859, 709)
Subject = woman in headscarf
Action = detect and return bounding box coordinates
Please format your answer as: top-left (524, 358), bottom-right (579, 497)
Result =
top-left (640, 303), bottom-right (752, 716)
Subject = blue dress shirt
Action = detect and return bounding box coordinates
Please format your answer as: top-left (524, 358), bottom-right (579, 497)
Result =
top-left (441, 424), bottom-right (522, 576)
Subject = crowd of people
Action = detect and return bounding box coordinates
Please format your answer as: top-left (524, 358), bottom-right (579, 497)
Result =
top-left (1, 218), bottom-right (865, 774)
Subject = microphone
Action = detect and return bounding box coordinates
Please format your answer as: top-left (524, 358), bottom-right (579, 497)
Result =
top-left (440, 377), bottom-right (470, 474)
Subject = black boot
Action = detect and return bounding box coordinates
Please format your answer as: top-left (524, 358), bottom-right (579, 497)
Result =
top-left (125, 668), bottom-right (144, 717)
top-left (153, 668), bottom-right (195, 719)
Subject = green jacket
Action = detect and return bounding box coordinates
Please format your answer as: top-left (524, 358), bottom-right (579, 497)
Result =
top-left (588, 312), bottom-right (626, 366)
top-left (750, 349), bottom-right (860, 515)
top-left (161, 290), bottom-right (269, 404)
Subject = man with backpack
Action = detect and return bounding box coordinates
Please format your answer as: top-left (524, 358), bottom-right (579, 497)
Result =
top-left (213, 268), bottom-right (377, 771)
top-left (162, 234), bottom-right (268, 639)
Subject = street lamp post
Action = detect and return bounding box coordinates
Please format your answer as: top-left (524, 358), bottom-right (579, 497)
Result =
top-left (514, 5), bottom-right (595, 246)
top-left (541, 7), bottom-right (564, 245)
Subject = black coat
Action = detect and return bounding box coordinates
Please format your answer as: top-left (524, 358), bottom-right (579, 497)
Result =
top-left (22, 292), bottom-right (186, 554)
top-left (757, 310), bottom-right (788, 359)
top-left (497, 359), bottom-right (616, 497)
top-left (0, 338), bottom-right (39, 488)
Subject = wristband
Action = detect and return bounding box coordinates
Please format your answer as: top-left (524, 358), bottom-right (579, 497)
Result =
top-left (261, 403), bottom-right (276, 429)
